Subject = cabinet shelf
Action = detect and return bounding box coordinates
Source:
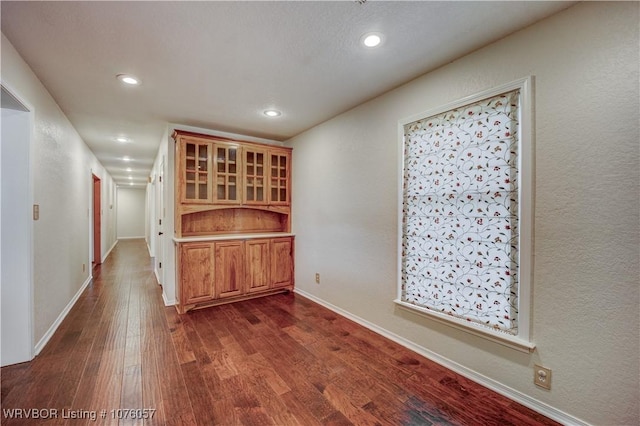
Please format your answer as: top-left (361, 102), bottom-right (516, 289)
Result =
top-left (180, 207), bottom-right (289, 236)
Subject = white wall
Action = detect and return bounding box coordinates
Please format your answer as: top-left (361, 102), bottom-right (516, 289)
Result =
top-left (1, 33), bottom-right (117, 350)
top-left (117, 187), bottom-right (146, 239)
top-left (287, 3), bottom-right (639, 425)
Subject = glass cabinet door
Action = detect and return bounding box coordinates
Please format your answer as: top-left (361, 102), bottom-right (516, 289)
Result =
top-left (270, 151), bottom-right (290, 205)
top-left (182, 139), bottom-right (211, 203)
top-left (215, 143), bottom-right (241, 204)
top-left (244, 148), bottom-right (266, 204)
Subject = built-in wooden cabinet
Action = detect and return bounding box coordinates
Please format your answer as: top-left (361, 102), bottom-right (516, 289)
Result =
top-left (214, 141), bottom-right (241, 204)
top-left (174, 131), bottom-right (292, 237)
top-left (244, 148), bottom-right (267, 205)
top-left (179, 242), bottom-right (215, 305)
top-left (214, 241), bottom-right (244, 298)
top-left (245, 239), bottom-right (270, 293)
top-left (270, 151), bottom-right (290, 205)
top-left (271, 237), bottom-right (294, 288)
top-left (173, 130), bottom-right (294, 313)
top-left (176, 236), bottom-right (294, 313)
top-left (180, 136), bottom-right (213, 203)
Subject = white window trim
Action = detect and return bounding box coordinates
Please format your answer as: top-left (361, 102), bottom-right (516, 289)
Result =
top-left (395, 76), bottom-right (535, 353)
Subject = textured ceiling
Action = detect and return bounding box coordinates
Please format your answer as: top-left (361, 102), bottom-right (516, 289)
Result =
top-left (0, 1), bottom-right (574, 187)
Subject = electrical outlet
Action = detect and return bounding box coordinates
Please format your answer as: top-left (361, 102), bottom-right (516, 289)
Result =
top-left (315, 273), bottom-right (320, 284)
top-left (534, 365), bottom-right (551, 390)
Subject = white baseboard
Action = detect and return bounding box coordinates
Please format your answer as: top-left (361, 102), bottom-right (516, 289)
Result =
top-left (154, 267), bottom-right (175, 306)
top-left (117, 236), bottom-right (145, 240)
top-left (102, 240), bottom-right (118, 263)
top-left (34, 275), bottom-right (93, 356)
top-left (294, 289), bottom-right (589, 426)
top-left (162, 291), bottom-right (175, 307)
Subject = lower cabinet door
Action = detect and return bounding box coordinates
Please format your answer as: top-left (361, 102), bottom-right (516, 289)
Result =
top-left (180, 242), bottom-right (215, 305)
top-left (271, 237), bottom-right (294, 288)
top-left (245, 239), bottom-right (270, 293)
top-left (215, 241), bottom-right (245, 298)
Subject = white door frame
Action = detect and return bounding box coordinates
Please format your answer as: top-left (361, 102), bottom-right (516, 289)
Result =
top-left (1, 82), bottom-right (34, 366)
top-left (154, 156), bottom-right (165, 285)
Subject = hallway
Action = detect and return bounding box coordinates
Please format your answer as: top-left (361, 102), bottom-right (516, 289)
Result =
top-left (1, 239), bottom-right (558, 425)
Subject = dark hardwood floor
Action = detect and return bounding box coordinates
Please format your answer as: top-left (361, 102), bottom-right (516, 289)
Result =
top-left (1, 239), bottom-right (559, 425)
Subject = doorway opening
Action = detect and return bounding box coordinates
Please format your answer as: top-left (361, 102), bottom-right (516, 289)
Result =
top-left (92, 174), bottom-right (101, 266)
top-left (1, 84), bottom-right (34, 366)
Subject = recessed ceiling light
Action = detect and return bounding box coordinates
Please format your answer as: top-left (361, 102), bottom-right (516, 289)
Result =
top-left (362, 33), bottom-right (383, 48)
top-left (116, 74), bottom-right (140, 85)
top-left (115, 136), bottom-right (130, 143)
top-left (129, 182), bottom-right (134, 186)
top-left (126, 167), bottom-right (132, 172)
top-left (123, 156), bottom-right (131, 162)
top-left (264, 109), bottom-right (282, 117)
top-left (128, 176), bottom-right (133, 180)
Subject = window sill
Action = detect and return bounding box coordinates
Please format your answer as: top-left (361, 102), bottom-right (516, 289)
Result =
top-left (394, 299), bottom-right (536, 353)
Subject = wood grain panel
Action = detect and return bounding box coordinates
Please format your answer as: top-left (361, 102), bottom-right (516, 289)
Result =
top-left (181, 207), bottom-right (288, 236)
top-left (271, 237), bottom-right (293, 288)
top-left (214, 241), bottom-right (244, 298)
top-left (179, 242), bottom-right (215, 305)
top-left (245, 239), bottom-right (270, 293)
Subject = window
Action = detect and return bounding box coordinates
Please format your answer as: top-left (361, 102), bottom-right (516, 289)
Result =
top-left (396, 78), bottom-right (534, 352)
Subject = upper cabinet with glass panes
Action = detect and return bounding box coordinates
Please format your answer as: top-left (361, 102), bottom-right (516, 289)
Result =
top-left (269, 151), bottom-right (290, 205)
top-left (178, 136), bottom-right (213, 204)
top-left (173, 130), bottom-right (292, 235)
top-left (214, 141), bottom-right (241, 204)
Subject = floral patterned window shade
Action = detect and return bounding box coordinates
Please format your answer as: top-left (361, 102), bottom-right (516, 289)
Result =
top-left (400, 88), bottom-right (524, 337)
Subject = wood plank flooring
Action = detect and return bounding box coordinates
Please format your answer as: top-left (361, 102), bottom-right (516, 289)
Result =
top-left (1, 239), bottom-right (559, 425)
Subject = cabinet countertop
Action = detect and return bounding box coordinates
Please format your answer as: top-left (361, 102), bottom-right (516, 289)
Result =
top-left (173, 233), bottom-right (295, 244)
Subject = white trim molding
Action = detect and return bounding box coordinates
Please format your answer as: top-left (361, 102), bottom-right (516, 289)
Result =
top-left (394, 299), bottom-right (534, 353)
top-left (162, 291), bottom-right (175, 307)
top-left (102, 239), bottom-right (118, 263)
top-left (34, 274), bottom-right (93, 355)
